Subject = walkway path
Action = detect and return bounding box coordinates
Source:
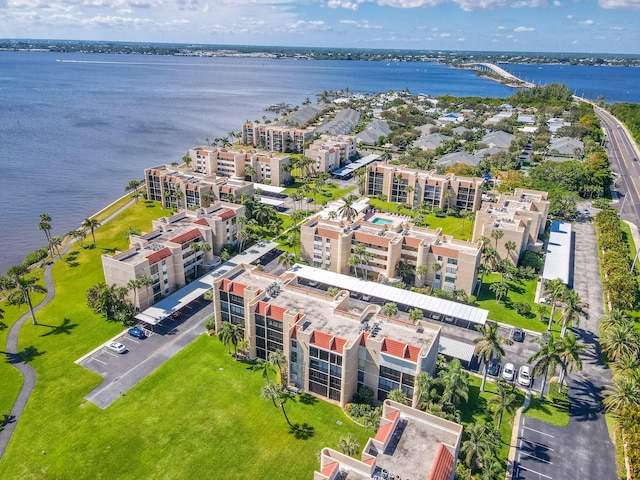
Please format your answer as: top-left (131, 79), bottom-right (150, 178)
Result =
top-left (0, 199), bottom-right (134, 460)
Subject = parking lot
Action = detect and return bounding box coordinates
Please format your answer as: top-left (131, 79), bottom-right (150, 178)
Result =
top-left (513, 417), bottom-right (557, 480)
top-left (77, 298), bottom-right (211, 408)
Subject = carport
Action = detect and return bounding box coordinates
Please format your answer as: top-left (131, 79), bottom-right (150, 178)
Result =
top-left (438, 336), bottom-right (477, 368)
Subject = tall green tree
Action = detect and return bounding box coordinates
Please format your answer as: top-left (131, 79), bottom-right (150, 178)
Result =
top-left (338, 433), bottom-right (361, 457)
top-left (558, 333), bottom-right (585, 390)
top-left (603, 374), bottom-right (640, 415)
top-left (490, 228), bottom-right (504, 251)
top-left (268, 349), bottom-right (288, 387)
top-left (261, 380), bottom-right (294, 427)
top-left (6, 266), bottom-right (47, 325)
top-left (82, 217), bottom-right (101, 248)
top-left (252, 359), bottom-right (275, 383)
top-left (528, 333), bottom-right (564, 400)
top-left (438, 358), bottom-right (469, 406)
top-left (490, 381), bottom-right (518, 428)
top-left (473, 322), bottom-right (513, 392)
top-left (601, 323), bottom-right (640, 362)
top-left (544, 278), bottom-right (566, 331)
top-left (558, 289), bottom-right (588, 337)
top-left (338, 195), bottom-right (359, 222)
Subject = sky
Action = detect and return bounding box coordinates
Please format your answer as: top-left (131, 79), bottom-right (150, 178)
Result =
top-left (1, 0), bottom-right (639, 54)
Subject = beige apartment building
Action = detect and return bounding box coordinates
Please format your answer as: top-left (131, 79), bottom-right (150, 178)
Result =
top-left (145, 164), bottom-right (254, 210)
top-left (304, 134), bottom-right (357, 173)
top-left (188, 147), bottom-right (292, 186)
top-left (212, 264), bottom-right (444, 407)
top-left (102, 202), bottom-right (245, 309)
top-left (242, 122), bottom-right (314, 154)
top-left (316, 400), bottom-right (462, 480)
top-left (366, 162), bottom-right (484, 211)
top-left (472, 188), bottom-right (550, 264)
top-left (300, 198), bottom-right (482, 295)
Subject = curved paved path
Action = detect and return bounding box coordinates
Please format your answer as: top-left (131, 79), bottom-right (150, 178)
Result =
top-left (0, 199), bottom-right (134, 460)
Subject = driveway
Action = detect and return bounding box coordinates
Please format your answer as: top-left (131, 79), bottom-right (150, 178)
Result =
top-left (512, 221), bottom-right (617, 480)
top-left (77, 298), bottom-right (210, 409)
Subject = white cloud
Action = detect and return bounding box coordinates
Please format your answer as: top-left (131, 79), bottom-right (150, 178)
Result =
top-left (599, 0), bottom-right (640, 8)
top-left (514, 25), bottom-right (535, 31)
top-left (339, 18), bottom-right (381, 28)
top-left (579, 19), bottom-right (594, 24)
top-left (553, 0), bottom-right (561, 5)
top-left (611, 25), bottom-right (623, 29)
top-left (497, 25), bottom-right (507, 30)
top-left (566, 14), bottom-right (573, 19)
top-left (327, 0), bottom-right (363, 9)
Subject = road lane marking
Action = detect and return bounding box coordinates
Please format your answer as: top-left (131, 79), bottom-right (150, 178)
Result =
top-left (517, 465), bottom-right (553, 479)
top-left (103, 350), bottom-right (119, 358)
top-left (126, 338), bottom-right (140, 344)
top-left (630, 176), bottom-right (640, 200)
top-left (91, 357), bottom-right (108, 365)
top-left (522, 440), bottom-right (554, 451)
top-left (523, 426), bottom-right (555, 438)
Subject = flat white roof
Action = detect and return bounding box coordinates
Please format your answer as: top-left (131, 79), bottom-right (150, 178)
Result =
top-left (438, 336), bottom-right (476, 363)
top-left (259, 196), bottom-right (285, 207)
top-left (542, 221), bottom-right (572, 285)
top-left (287, 264), bottom-right (488, 325)
top-left (254, 183), bottom-right (285, 194)
top-left (135, 241), bottom-right (278, 325)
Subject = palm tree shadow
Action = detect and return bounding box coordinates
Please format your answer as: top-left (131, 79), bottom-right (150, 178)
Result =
top-left (0, 414), bottom-right (16, 433)
top-left (298, 392), bottom-right (318, 405)
top-left (19, 346), bottom-right (46, 363)
top-left (289, 422), bottom-right (315, 439)
top-left (38, 318), bottom-right (79, 337)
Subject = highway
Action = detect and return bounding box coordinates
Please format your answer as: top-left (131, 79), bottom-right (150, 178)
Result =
top-left (593, 105), bottom-right (640, 226)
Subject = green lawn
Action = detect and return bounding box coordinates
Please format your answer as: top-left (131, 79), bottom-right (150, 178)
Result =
top-left (0, 200), bottom-right (369, 478)
top-left (476, 274), bottom-right (561, 333)
top-left (524, 397), bottom-right (570, 427)
top-left (368, 199), bottom-right (473, 241)
top-left (282, 179), bottom-right (355, 204)
top-left (459, 375), bottom-right (525, 467)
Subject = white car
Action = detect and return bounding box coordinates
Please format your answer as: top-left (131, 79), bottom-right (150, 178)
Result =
top-left (518, 365), bottom-right (532, 387)
top-left (502, 363), bottom-right (515, 382)
top-left (107, 341), bottom-right (127, 354)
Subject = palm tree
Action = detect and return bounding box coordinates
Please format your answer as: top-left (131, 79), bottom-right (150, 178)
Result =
top-left (460, 423), bottom-right (499, 475)
top-left (408, 308), bottom-right (423, 323)
top-left (338, 195), bottom-right (359, 222)
top-left (382, 302), bottom-right (398, 317)
top-left (504, 240), bottom-right (517, 264)
top-left (415, 265), bottom-right (428, 285)
top-left (173, 189), bottom-right (185, 210)
top-left (489, 280), bottom-right (509, 304)
top-left (603, 374), bottom-right (640, 415)
top-left (490, 228), bottom-right (504, 251)
top-left (127, 275), bottom-right (153, 308)
top-left (490, 381), bottom-right (518, 428)
top-left (473, 322), bottom-right (512, 392)
top-left (544, 279), bottom-right (566, 331)
top-left (558, 333), bottom-right (585, 390)
top-left (6, 266), bottom-right (47, 325)
top-left (236, 229), bottom-right (250, 252)
top-left (601, 323), bottom-right (640, 362)
top-left (261, 380), bottom-right (293, 427)
top-left (82, 217), bottom-right (101, 248)
top-left (599, 309), bottom-right (630, 332)
top-left (38, 213), bottom-right (53, 258)
top-left (415, 372), bottom-right (436, 409)
top-left (439, 358), bottom-right (469, 406)
top-left (252, 359), bottom-right (275, 383)
top-left (528, 333), bottom-right (564, 400)
top-left (268, 349), bottom-right (288, 387)
top-left (461, 209), bottom-right (475, 236)
top-left (387, 389), bottom-right (408, 405)
top-left (558, 289), bottom-right (588, 337)
top-left (348, 254), bottom-right (360, 278)
top-left (612, 356), bottom-right (640, 379)
top-left (278, 252), bottom-right (296, 271)
top-left (338, 433), bottom-right (361, 457)
top-left (482, 246), bottom-right (497, 272)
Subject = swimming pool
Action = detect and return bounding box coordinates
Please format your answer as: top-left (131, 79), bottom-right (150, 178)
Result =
top-left (371, 217), bottom-right (394, 226)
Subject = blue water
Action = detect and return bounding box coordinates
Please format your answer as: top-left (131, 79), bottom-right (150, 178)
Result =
top-left (371, 218), bottom-right (395, 226)
top-left (500, 63), bottom-right (640, 103)
top-left (0, 51), bottom-right (638, 274)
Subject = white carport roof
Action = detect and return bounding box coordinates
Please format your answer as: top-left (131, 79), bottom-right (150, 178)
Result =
top-left (254, 183), bottom-right (285, 194)
top-left (135, 241), bottom-right (279, 325)
top-left (542, 221), bottom-right (572, 285)
top-left (259, 196), bottom-right (285, 207)
top-left (287, 264), bottom-right (488, 326)
top-left (438, 336), bottom-right (476, 363)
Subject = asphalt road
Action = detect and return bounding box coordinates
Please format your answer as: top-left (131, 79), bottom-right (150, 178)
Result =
top-left (512, 222), bottom-right (617, 480)
top-left (594, 105), bottom-right (640, 226)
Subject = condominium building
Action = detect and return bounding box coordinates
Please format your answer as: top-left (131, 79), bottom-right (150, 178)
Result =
top-left (472, 188), bottom-right (550, 263)
top-left (145, 164), bottom-right (254, 210)
top-left (366, 162), bottom-right (484, 211)
top-left (304, 134), bottom-right (357, 173)
top-left (300, 198), bottom-right (483, 295)
top-left (102, 202), bottom-right (245, 309)
top-left (211, 264), bottom-right (443, 408)
top-left (316, 400), bottom-right (462, 480)
top-left (242, 122), bottom-right (314, 154)
top-left (187, 147), bottom-right (292, 186)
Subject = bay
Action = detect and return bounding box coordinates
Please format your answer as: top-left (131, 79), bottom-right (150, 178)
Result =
top-left (0, 51), bottom-right (638, 274)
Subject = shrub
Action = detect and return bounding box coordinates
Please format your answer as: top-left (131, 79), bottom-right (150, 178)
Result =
top-left (23, 248), bottom-right (48, 267)
top-left (515, 302), bottom-right (532, 316)
top-left (352, 386), bottom-right (375, 406)
top-left (520, 250), bottom-right (543, 272)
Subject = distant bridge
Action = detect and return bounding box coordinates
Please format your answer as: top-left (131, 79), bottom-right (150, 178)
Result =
top-left (461, 63), bottom-right (535, 88)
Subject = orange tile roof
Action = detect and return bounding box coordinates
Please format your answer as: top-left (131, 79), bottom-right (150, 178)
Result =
top-left (428, 444), bottom-right (455, 480)
top-left (256, 301), bottom-right (270, 315)
top-left (354, 232), bottom-right (390, 247)
top-left (290, 324), bottom-right (301, 340)
top-left (170, 228), bottom-right (202, 245)
top-left (385, 409), bottom-right (401, 423)
top-left (194, 218), bottom-right (209, 226)
top-left (374, 422), bottom-right (394, 443)
top-left (360, 332), bottom-right (369, 346)
top-left (145, 247), bottom-right (172, 265)
top-left (268, 304), bottom-right (287, 321)
top-left (320, 461), bottom-right (339, 478)
top-left (317, 227), bottom-right (339, 240)
top-left (310, 330), bottom-right (347, 353)
top-left (217, 209), bottom-right (236, 221)
top-left (382, 338), bottom-right (420, 362)
top-left (431, 245), bottom-right (459, 259)
top-left (403, 236), bottom-right (422, 248)
top-left (229, 282), bottom-right (247, 296)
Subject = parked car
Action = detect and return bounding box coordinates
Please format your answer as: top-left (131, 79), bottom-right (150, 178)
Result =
top-left (128, 326), bottom-right (146, 339)
top-left (583, 208), bottom-right (590, 215)
top-left (502, 362), bottom-right (516, 381)
top-left (107, 341), bottom-right (127, 354)
top-left (512, 327), bottom-right (525, 342)
top-left (518, 365), bottom-right (532, 387)
top-left (486, 357), bottom-right (500, 376)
